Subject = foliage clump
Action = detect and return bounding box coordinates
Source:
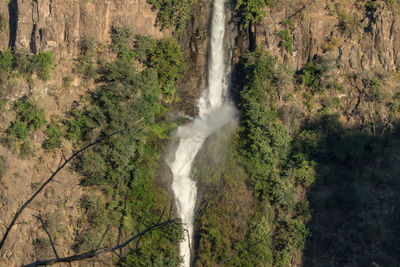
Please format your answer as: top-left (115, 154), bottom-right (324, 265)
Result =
top-left (150, 37), bottom-right (185, 103)
top-left (44, 121), bottom-right (63, 149)
top-left (0, 49), bottom-right (15, 72)
top-left (278, 29), bottom-right (293, 54)
top-left (64, 28), bottom-right (185, 265)
top-left (30, 52), bottom-right (54, 81)
top-left (300, 57), bottom-right (335, 93)
top-left (146, 0), bottom-right (193, 33)
top-left (0, 49), bottom-right (54, 89)
top-left (234, 0), bottom-right (273, 28)
top-left (196, 48), bottom-right (314, 266)
top-left (75, 39), bottom-right (98, 79)
top-left (8, 97), bottom-right (47, 141)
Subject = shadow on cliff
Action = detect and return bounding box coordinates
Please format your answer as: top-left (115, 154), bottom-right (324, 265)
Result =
top-left (8, 0), bottom-right (18, 49)
top-left (301, 115), bottom-right (400, 266)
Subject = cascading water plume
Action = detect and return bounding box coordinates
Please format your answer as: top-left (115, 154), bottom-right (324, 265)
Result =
top-left (168, 0), bottom-right (236, 266)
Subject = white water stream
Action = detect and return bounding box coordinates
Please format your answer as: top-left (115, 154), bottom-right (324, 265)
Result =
top-left (168, 0), bottom-right (236, 266)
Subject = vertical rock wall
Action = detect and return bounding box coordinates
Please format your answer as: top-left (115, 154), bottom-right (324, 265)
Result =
top-left (0, 0), bottom-right (169, 61)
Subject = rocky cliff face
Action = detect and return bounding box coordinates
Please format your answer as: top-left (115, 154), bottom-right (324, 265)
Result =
top-left (1, 0), bottom-right (168, 59)
top-left (259, 1), bottom-right (399, 72)
top-left (0, 0), bottom-right (215, 115)
top-left (251, 0), bottom-right (400, 130)
top-left (177, 0), bottom-right (212, 116)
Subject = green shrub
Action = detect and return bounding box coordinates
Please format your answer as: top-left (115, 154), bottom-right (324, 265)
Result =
top-left (44, 121), bottom-right (63, 149)
top-left (134, 35), bottom-right (156, 62)
top-left (146, 0), bottom-right (193, 33)
top-left (234, 0), bottom-right (273, 28)
top-left (150, 38), bottom-right (185, 103)
top-left (300, 58), bottom-right (334, 93)
top-left (301, 62), bottom-right (320, 92)
top-left (15, 97), bottom-right (47, 130)
top-left (368, 77), bottom-right (383, 101)
top-left (111, 27), bottom-right (134, 56)
top-left (30, 182), bottom-right (41, 190)
top-left (44, 212), bottom-right (66, 240)
top-left (240, 49), bottom-right (292, 200)
top-left (8, 119), bottom-right (30, 140)
top-left (14, 52), bottom-right (30, 74)
top-left (278, 29), bottom-right (293, 54)
top-left (75, 39), bottom-right (97, 79)
top-left (322, 36), bottom-right (340, 52)
top-left (150, 38), bottom-right (185, 85)
top-left (65, 32), bottom-right (183, 264)
top-left (8, 97), bottom-right (47, 141)
top-left (78, 150), bottom-right (108, 186)
top-left (65, 112), bottom-right (88, 141)
top-left (0, 49), bottom-right (15, 71)
top-left (282, 19), bottom-right (295, 31)
top-left (34, 238), bottom-right (52, 259)
top-left (29, 52), bottom-right (54, 80)
top-left (384, 0), bottom-right (399, 5)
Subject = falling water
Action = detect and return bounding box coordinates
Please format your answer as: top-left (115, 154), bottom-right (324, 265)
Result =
top-left (169, 0), bottom-right (235, 266)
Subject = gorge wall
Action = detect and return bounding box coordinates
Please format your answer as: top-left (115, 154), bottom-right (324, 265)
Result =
top-left (247, 0), bottom-right (400, 130)
top-left (1, 0), bottom-right (400, 266)
top-left (0, 0), bottom-right (168, 57)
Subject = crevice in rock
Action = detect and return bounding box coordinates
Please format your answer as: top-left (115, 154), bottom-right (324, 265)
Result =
top-left (30, 24), bottom-right (37, 54)
top-left (8, 0), bottom-right (18, 49)
top-left (49, 0), bottom-right (53, 17)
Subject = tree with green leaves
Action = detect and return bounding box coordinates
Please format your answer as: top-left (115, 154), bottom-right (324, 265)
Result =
top-left (147, 0), bottom-right (193, 33)
top-left (234, 0), bottom-right (273, 28)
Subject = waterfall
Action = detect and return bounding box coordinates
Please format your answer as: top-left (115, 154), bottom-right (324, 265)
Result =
top-left (168, 0), bottom-right (236, 266)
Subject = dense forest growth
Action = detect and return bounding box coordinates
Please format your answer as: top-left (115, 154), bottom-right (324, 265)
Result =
top-left (193, 0), bottom-right (400, 266)
top-left (1, 27), bottom-right (186, 265)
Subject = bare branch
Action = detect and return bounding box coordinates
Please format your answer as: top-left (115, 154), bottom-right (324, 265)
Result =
top-left (21, 219), bottom-right (179, 267)
top-left (0, 118), bottom-right (144, 252)
top-left (33, 215), bottom-right (59, 259)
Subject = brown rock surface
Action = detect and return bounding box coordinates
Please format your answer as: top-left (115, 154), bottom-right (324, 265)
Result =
top-left (246, 0), bottom-right (400, 128)
top-left (1, 0), bottom-right (169, 60)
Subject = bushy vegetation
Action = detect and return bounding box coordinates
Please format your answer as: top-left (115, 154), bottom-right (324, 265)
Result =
top-left (195, 49), bottom-right (314, 266)
top-left (0, 49), bottom-right (54, 88)
top-left (299, 57), bottom-right (335, 93)
top-left (134, 35), bottom-right (156, 62)
top-left (146, 0), bottom-right (193, 33)
top-left (234, 0), bottom-right (273, 28)
top-left (30, 52), bottom-right (54, 81)
top-left (0, 49), bottom-right (16, 98)
top-left (195, 39), bottom-right (400, 265)
top-left (150, 38), bottom-right (185, 104)
top-left (75, 38), bottom-right (98, 79)
top-left (7, 97), bottom-right (47, 142)
top-left (278, 29), bottom-right (293, 54)
top-left (44, 121), bottom-right (63, 149)
top-left (64, 28), bottom-right (185, 265)
top-left (0, 49), bottom-right (15, 72)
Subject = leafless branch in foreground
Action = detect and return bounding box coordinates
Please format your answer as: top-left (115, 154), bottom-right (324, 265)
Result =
top-left (33, 215), bottom-right (59, 259)
top-left (21, 219), bottom-right (179, 267)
